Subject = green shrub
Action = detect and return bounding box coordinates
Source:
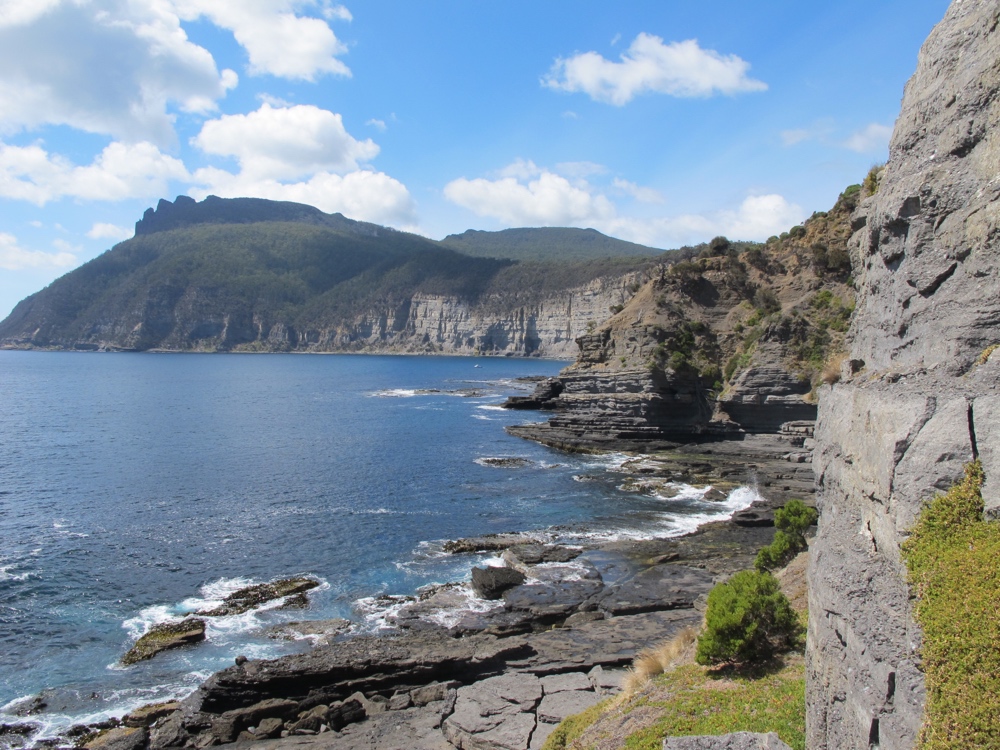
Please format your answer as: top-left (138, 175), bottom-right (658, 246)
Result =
top-left (775, 499), bottom-right (818, 540)
top-left (709, 235), bottom-right (731, 255)
top-left (755, 531), bottom-right (795, 572)
top-left (695, 570), bottom-right (800, 666)
top-left (755, 500), bottom-right (817, 572)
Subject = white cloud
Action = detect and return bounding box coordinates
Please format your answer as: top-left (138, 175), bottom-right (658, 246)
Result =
top-left (597, 194), bottom-right (804, 247)
top-left (0, 232), bottom-right (77, 270)
top-left (0, 140), bottom-right (189, 205)
top-left (445, 169), bottom-right (616, 227)
top-left (367, 118), bottom-right (387, 131)
top-left (444, 161), bottom-right (803, 247)
top-left (843, 122), bottom-right (893, 154)
top-left (193, 103), bottom-right (378, 180)
top-left (0, 0), bottom-right (237, 144)
top-left (612, 177), bottom-right (664, 204)
top-left (190, 168), bottom-right (416, 226)
top-left (190, 103), bottom-right (413, 225)
top-left (174, 0), bottom-right (351, 80)
top-left (87, 222), bottom-right (134, 241)
top-left (321, 3), bottom-right (352, 22)
top-left (543, 33), bottom-right (767, 106)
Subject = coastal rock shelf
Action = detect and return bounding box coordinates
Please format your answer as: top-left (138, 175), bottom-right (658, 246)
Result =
top-left (84, 476), bottom-right (805, 750)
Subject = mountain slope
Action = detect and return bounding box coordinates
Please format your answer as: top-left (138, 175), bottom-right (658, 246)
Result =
top-left (440, 226), bottom-right (663, 262)
top-left (0, 196), bottom-right (660, 355)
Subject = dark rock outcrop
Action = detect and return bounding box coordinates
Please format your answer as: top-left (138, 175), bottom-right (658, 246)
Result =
top-left (121, 619), bottom-right (206, 665)
top-left (470, 567), bottom-right (526, 600)
top-left (807, 3), bottom-right (1000, 748)
top-left (197, 578), bottom-right (320, 618)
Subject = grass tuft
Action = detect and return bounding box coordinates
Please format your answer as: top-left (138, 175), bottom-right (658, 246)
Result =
top-left (902, 460), bottom-right (1000, 748)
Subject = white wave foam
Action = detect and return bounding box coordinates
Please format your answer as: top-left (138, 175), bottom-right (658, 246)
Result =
top-left (0, 564), bottom-right (34, 582)
top-left (354, 594), bottom-right (413, 632)
top-left (122, 576), bottom-right (327, 641)
top-left (368, 388), bottom-right (419, 398)
top-left (1, 678), bottom-right (204, 747)
top-left (650, 482), bottom-right (713, 502)
top-left (582, 452), bottom-right (634, 472)
top-left (476, 404), bottom-right (507, 412)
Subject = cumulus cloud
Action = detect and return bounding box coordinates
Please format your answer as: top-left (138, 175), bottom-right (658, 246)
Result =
top-left (543, 33), bottom-right (767, 105)
top-left (0, 0), bottom-right (237, 144)
top-left (190, 103), bottom-right (414, 225)
top-left (0, 232), bottom-right (77, 271)
top-left (87, 223), bottom-right (134, 241)
top-left (193, 103), bottom-right (378, 180)
top-left (444, 170), bottom-right (616, 227)
top-left (0, 140), bottom-right (189, 205)
top-left (190, 168), bottom-right (415, 225)
top-left (843, 122), bottom-right (893, 154)
top-left (444, 160), bottom-right (803, 247)
top-left (173, 0), bottom-right (352, 80)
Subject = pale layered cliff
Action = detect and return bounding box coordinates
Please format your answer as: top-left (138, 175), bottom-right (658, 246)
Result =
top-left (807, 2), bottom-right (1000, 747)
top-left (298, 275), bottom-right (643, 358)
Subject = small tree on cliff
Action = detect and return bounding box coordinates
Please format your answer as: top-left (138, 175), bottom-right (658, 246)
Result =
top-left (695, 570), bottom-right (800, 666)
top-left (755, 499), bottom-right (818, 572)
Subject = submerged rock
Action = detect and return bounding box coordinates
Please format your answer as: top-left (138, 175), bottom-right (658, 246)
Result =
top-left (121, 618), bottom-right (206, 665)
top-left (477, 457), bottom-right (532, 468)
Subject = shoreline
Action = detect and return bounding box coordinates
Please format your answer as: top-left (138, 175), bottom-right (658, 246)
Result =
top-left (1, 431), bottom-right (814, 750)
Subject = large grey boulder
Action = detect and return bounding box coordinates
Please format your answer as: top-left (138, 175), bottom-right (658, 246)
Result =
top-left (807, 1), bottom-right (1000, 748)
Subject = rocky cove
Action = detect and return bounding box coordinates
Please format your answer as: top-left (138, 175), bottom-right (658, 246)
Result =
top-left (0, 423), bottom-right (816, 750)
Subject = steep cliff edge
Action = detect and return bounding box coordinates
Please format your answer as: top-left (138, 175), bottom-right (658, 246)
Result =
top-left (807, 2), bottom-right (1000, 747)
top-left (508, 194), bottom-right (856, 448)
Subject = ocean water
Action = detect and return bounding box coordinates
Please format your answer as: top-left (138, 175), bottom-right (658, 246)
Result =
top-left (0, 351), bottom-right (758, 738)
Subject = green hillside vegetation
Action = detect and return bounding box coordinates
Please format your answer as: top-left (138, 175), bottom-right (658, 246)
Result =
top-left (0, 212), bottom-right (658, 351)
top-left (441, 226), bottom-right (664, 262)
top-left (590, 184), bottom-right (859, 393)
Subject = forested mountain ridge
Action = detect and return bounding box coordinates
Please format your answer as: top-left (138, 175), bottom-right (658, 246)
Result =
top-left (0, 196), bottom-right (663, 355)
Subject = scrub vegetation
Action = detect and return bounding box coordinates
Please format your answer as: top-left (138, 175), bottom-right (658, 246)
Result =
top-left (902, 461), bottom-right (1000, 748)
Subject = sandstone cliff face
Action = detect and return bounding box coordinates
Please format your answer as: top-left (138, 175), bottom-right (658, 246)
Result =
top-left (807, 2), bottom-right (1000, 747)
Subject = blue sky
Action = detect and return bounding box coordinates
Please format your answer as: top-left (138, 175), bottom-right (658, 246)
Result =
top-left (0, 0), bottom-right (951, 318)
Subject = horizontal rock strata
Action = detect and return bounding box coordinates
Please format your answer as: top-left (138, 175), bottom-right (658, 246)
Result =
top-left (807, 2), bottom-right (1000, 747)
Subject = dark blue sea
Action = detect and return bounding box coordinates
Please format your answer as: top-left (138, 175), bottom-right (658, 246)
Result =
top-left (0, 352), bottom-right (757, 739)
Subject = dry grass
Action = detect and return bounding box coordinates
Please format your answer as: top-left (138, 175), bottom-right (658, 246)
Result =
top-left (820, 351), bottom-right (847, 385)
top-left (622, 626), bottom-right (700, 695)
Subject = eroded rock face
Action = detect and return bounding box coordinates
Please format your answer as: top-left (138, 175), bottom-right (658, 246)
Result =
top-left (807, 3), bottom-right (1000, 748)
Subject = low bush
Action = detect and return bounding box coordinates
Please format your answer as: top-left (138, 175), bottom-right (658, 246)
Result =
top-left (695, 570), bottom-right (801, 666)
top-left (755, 500), bottom-right (818, 572)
